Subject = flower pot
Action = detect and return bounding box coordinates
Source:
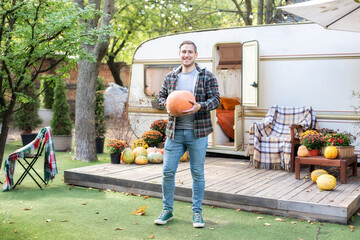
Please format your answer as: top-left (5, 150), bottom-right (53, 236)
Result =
top-left (321, 145), bottom-right (355, 159)
top-left (96, 137), bottom-right (105, 154)
top-left (110, 153), bottom-right (121, 164)
top-left (53, 135), bottom-right (72, 151)
top-left (308, 149), bottom-right (319, 156)
top-left (21, 133), bottom-right (37, 146)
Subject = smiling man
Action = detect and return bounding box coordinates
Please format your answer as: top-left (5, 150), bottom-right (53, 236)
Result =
top-left (155, 41), bottom-right (220, 228)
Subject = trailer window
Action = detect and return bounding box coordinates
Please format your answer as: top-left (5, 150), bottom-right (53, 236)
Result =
top-left (144, 64), bottom-right (178, 96)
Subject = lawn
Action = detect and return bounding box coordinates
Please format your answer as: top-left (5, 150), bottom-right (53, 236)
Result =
top-left (0, 141), bottom-right (359, 240)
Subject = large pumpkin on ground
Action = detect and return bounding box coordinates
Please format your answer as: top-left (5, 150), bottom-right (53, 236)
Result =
top-left (297, 145), bottom-right (309, 157)
top-left (133, 147), bottom-right (147, 158)
top-left (166, 90), bottom-right (195, 117)
top-left (147, 152), bottom-right (163, 164)
top-left (135, 155), bottom-right (148, 165)
top-left (316, 174), bottom-right (337, 190)
top-left (324, 146), bottom-right (338, 159)
top-left (121, 148), bottom-right (134, 164)
top-left (311, 169), bottom-right (328, 183)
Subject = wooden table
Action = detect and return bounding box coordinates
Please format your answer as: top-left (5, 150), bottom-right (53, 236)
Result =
top-left (295, 155), bottom-right (357, 184)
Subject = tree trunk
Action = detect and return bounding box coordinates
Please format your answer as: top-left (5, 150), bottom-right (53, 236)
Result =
top-left (73, 59), bottom-right (99, 161)
top-left (257, 0), bottom-right (264, 25)
top-left (107, 55), bottom-right (123, 86)
top-left (265, 0), bottom-right (274, 24)
top-left (0, 100), bottom-right (16, 169)
top-left (73, 0), bottom-right (114, 162)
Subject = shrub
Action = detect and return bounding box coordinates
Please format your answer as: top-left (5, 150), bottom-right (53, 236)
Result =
top-left (41, 77), bottom-right (55, 109)
top-left (13, 83), bottom-right (42, 134)
top-left (50, 79), bottom-right (73, 135)
top-left (95, 77), bottom-right (106, 138)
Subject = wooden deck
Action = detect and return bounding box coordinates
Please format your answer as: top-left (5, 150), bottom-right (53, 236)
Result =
top-left (64, 157), bottom-right (360, 224)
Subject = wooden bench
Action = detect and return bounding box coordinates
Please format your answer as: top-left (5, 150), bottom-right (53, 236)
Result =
top-left (295, 155), bottom-right (357, 184)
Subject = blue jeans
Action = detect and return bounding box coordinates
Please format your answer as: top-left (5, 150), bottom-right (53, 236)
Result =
top-left (162, 129), bottom-right (208, 213)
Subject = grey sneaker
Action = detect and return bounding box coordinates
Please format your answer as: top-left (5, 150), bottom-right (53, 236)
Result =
top-left (193, 212), bottom-right (205, 228)
top-left (154, 209), bottom-right (173, 225)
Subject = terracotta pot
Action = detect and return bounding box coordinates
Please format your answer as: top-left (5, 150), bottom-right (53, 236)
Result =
top-left (308, 149), bottom-right (319, 156)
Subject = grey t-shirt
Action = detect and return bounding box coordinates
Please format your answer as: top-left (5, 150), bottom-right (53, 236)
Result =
top-left (176, 69), bottom-right (198, 129)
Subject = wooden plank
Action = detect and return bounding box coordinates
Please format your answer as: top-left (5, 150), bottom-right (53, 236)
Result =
top-left (225, 169), bottom-right (286, 194)
top-left (206, 167), bottom-right (268, 193)
top-left (254, 170), bottom-right (310, 199)
top-left (236, 170), bottom-right (289, 196)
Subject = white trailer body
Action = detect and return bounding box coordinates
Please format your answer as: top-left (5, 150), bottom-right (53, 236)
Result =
top-left (127, 23), bottom-right (360, 157)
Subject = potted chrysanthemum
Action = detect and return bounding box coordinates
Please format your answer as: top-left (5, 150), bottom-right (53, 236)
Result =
top-left (300, 130), bottom-right (324, 156)
top-left (106, 139), bottom-right (128, 164)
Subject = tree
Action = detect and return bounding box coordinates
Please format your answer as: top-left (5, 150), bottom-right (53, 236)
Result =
top-left (0, 0), bottom-right (88, 168)
top-left (73, 0), bottom-right (115, 162)
top-left (50, 78), bottom-right (73, 136)
top-left (106, 0), bottom-right (224, 86)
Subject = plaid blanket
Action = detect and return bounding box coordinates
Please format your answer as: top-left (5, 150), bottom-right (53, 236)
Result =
top-left (3, 127), bottom-right (57, 191)
top-left (249, 105), bottom-right (318, 170)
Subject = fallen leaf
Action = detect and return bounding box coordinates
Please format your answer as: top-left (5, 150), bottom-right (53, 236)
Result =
top-left (274, 218), bottom-right (286, 222)
top-left (81, 203), bottom-right (87, 205)
top-left (235, 209), bottom-right (241, 212)
top-left (177, 180), bottom-right (184, 184)
top-left (257, 217), bottom-right (263, 220)
top-left (142, 196), bottom-right (150, 200)
top-left (9, 221), bottom-right (14, 224)
top-left (115, 228), bottom-right (124, 231)
top-left (209, 227), bottom-right (215, 230)
top-left (148, 235), bottom-right (155, 239)
top-left (133, 222), bottom-right (138, 225)
top-left (132, 206), bottom-right (148, 216)
top-left (351, 229), bottom-right (354, 232)
top-left (291, 221), bottom-right (297, 225)
top-left (264, 223), bottom-right (271, 226)
top-left (24, 208), bottom-right (31, 211)
top-left (60, 220), bottom-right (69, 222)
top-left (46, 219), bottom-right (51, 222)
top-left (308, 220), bottom-right (311, 223)
top-left (14, 229), bottom-right (17, 233)
top-left (349, 225), bottom-right (356, 229)
top-left (104, 218), bottom-right (108, 220)
top-left (95, 212), bottom-right (99, 214)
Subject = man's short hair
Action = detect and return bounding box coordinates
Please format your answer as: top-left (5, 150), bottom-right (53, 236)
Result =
top-left (179, 41), bottom-right (197, 53)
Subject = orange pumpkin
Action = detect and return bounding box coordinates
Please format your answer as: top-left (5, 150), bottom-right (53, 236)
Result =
top-left (166, 90), bottom-right (195, 117)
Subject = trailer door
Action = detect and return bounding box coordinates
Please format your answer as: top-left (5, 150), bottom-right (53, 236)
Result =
top-left (242, 41), bottom-right (259, 107)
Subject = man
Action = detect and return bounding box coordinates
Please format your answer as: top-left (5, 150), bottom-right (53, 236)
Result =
top-left (154, 41), bottom-right (220, 228)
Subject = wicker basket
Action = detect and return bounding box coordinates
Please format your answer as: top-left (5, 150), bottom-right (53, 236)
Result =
top-left (321, 146), bottom-right (355, 159)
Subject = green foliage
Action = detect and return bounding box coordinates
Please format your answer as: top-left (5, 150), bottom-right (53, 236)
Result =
top-left (13, 83), bottom-right (42, 134)
top-left (41, 77), bottom-right (55, 109)
top-left (95, 77), bottom-right (107, 138)
top-left (50, 79), bottom-right (73, 135)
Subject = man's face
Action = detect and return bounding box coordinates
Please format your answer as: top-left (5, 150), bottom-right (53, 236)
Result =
top-left (179, 44), bottom-right (198, 68)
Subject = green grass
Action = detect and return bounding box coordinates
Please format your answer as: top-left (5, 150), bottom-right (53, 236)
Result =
top-left (0, 141), bottom-right (359, 240)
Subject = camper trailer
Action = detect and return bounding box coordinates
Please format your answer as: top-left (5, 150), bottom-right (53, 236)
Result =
top-left (127, 23), bottom-right (360, 158)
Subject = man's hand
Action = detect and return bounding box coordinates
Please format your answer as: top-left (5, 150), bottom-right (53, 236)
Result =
top-left (182, 100), bottom-right (201, 116)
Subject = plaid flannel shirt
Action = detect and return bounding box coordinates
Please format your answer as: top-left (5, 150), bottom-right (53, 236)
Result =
top-left (158, 63), bottom-right (220, 139)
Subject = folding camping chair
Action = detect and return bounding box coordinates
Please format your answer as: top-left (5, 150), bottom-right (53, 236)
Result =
top-left (12, 137), bottom-right (47, 190)
top-left (3, 127), bottom-right (57, 191)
